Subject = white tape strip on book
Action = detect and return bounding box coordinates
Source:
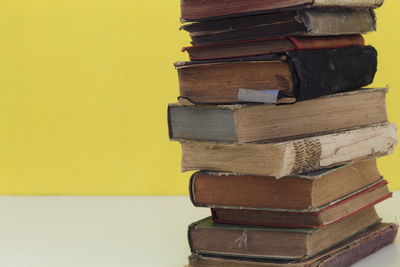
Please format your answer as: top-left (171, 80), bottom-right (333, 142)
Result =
top-left (238, 89), bottom-right (279, 103)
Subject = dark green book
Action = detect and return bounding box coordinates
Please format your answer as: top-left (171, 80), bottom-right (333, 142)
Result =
top-left (188, 207), bottom-right (380, 260)
top-left (187, 223), bottom-right (398, 266)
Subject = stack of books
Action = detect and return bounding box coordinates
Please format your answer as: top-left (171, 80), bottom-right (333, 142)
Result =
top-left (168, 0), bottom-right (398, 266)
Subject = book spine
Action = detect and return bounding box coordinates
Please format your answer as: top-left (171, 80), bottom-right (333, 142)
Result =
top-left (320, 224), bottom-right (398, 267)
top-left (189, 172), bottom-right (205, 208)
top-left (287, 46), bottom-right (377, 100)
top-left (288, 35), bottom-right (365, 50)
top-left (168, 105), bottom-right (238, 142)
top-left (299, 9), bottom-right (377, 36)
top-left (313, 0), bottom-right (384, 8)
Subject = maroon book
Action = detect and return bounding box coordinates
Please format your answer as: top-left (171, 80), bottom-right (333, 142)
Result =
top-left (211, 180), bottom-right (391, 228)
top-left (189, 160), bottom-right (393, 228)
top-left (211, 180), bottom-right (392, 228)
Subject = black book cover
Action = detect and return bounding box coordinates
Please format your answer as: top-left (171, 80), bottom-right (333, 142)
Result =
top-left (288, 45), bottom-right (377, 100)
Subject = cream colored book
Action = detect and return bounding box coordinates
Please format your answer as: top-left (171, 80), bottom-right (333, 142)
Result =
top-left (180, 123), bottom-right (397, 178)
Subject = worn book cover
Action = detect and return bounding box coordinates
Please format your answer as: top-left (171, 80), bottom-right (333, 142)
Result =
top-left (189, 160), bottom-right (382, 210)
top-left (180, 123), bottom-right (397, 177)
top-left (211, 180), bottom-right (391, 228)
top-left (182, 10), bottom-right (376, 44)
top-left (170, 88), bottom-right (386, 143)
top-left (181, 0), bottom-right (384, 21)
top-left (175, 46), bottom-right (377, 104)
top-left (189, 208), bottom-right (380, 260)
top-left (187, 223), bottom-right (397, 267)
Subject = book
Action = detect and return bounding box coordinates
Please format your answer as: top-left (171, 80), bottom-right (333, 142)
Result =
top-left (211, 179), bottom-right (391, 228)
top-left (182, 10), bottom-right (376, 44)
top-left (180, 123), bottom-right (397, 177)
top-left (175, 46), bottom-right (377, 104)
top-left (187, 223), bottom-right (397, 267)
top-left (188, 207), bottom-right (380, 260)
top-left (170, 88), bottom-right (387, 143)
top-left (181, 0), bottom-right (384, 22)
top-left (190, 159), bottom-right (381, 210)
top-left (182, 35), bottom-right (365, 61)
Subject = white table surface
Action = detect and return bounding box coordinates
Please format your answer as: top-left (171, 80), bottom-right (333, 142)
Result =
top-left (0, 192), bottom-right (398, 267)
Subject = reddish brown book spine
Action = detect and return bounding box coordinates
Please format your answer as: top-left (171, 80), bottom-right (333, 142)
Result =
top-left (288, 35), bottom-right (365, 50)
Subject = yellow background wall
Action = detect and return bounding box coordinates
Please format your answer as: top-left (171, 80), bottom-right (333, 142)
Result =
top-left (0, 1), bottom-right (398, 195)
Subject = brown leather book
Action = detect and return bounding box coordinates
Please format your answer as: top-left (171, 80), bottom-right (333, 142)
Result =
top-left (181, 0), bottom-right (384, 22)
top-left (182, 35), bottom-right (365, 61)
top-left (189, 207), bottom-right (380, 260)
top-left (211, 180), bottom-right (391, 228)
top-left (190, 160), bottom-right (381, 210)
top-left (187, 223), bottom-right (398, 267)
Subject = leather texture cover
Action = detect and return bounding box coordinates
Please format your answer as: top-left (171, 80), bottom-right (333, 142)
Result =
top-left (185, 9), bottom-right (376, 44)
top-left (187, 223), bottom-right (398, 266)
top-left (176, 46), bottom-right (377, 102)
top-left (180, 0), bottom-right (384, 22)
top-left (181, 0), bottom-right (311, 21)
top-left (288, 45), bottom-right (377, 100)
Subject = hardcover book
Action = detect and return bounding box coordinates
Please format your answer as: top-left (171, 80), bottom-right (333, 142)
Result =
top-left (188, 207), bottom-right (380, 260)
top-left (182, 10), bottom-right (376, 44)
top-left (180, 123), bottom-right (397, 177)
top-left (187, 223), bottom-right (397, 267)
top-left (182, 35), bottom-right (365, 61)
top-left (190, 159), bottom-right (381, 210)
top-left (170, 88), bottom-right (387, 143)
top-left (211, 179), bottom-right (391, 227)
top-left (181, 0), bottom-right (384, 21)
top-left (175, 46), bottom-right (377, 104)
